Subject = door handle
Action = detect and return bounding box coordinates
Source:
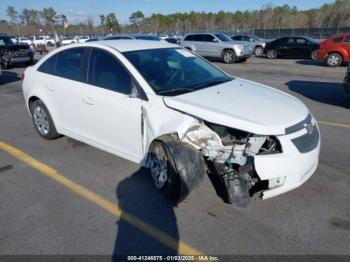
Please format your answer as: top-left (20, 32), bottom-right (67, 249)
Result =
top-left (82, 97), bottom-right (94, 105)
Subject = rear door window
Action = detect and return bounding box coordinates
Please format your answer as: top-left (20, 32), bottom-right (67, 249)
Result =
top-left (55, 48), bottom-right (85, 81)
top-left (38, 53), bottom-right (59, 75)
top-left (201, 34), bottom-right (215, 42)
top-left (231, 36), bottom-right (241, 41)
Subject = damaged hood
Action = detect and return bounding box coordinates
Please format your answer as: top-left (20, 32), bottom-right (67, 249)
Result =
top-left (163, 78), bottom-right (309, 135)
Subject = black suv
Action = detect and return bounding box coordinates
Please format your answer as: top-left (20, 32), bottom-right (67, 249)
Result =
top-left (0, 34), bottom-right (34, 68)
top-left (344, 63), bottom-right (350, 93)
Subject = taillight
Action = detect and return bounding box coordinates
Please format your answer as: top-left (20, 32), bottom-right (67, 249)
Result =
top-left (21, 72), bottom-right (25, 80)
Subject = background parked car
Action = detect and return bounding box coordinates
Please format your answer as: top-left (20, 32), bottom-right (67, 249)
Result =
top-left (317, 33), bottom-right (350, 67)
top-left (344, 63), bottom-right (350, 92)
top-left (103, 34), bottom-right (162, 41)
top-left (33, 35), bottom-right (54, 46)
top-left (231, 34), bottom-right (266, 56)
top-left (164, 37), bottom-right (180, 44)
top-left (0, 34), bottom-right (34, 68)
top-left (61, 36), bottom-right (79, 45)
top-left (181, 32), bottom-right (252, 63)
top-left (77, 36), bottom-right (90, 43)
top-left (18, 37), bottom-right (33, 46)
top-left (264, 36), bottom-right (319, 60)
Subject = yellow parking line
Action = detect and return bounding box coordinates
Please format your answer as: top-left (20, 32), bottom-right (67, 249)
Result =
top-left (317, 120), bottom-right (350, 129)
top-left (0, 140), bottom-right (202, 256)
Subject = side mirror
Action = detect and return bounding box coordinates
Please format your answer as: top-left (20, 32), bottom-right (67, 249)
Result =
top-left (213, 38), bottom-right (219, 43)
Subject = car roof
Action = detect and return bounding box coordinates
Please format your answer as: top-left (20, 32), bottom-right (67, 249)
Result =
top-left (79, 39), bottom-right (176, 52)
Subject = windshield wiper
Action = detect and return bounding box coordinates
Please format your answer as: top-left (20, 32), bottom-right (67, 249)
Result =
top-left (189, 77), bottom-right (232, 91)
top-left (157, 87), bottom-right (195, 96)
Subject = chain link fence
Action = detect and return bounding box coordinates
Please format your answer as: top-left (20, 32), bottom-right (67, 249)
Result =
top-left (226, 27), bottom-right (350, 40)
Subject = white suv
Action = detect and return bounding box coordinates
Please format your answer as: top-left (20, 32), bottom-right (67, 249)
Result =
top-left (181, 33), bottom-right (252, 63)
top-left (22, 40), bottom-right (320, 207)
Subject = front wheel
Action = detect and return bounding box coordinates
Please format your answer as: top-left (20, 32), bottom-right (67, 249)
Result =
top-left (267, 49), bottom-right (277, 59)
top-left (222, 50), bottom-right (235, 64)
top-left (326, 53), bottom-right (342, 67)
top-left (148, 141), bottom-right (181, 199)
top-left (30, 99), bottom-right (60, 140)
top-left (254, 46), bottom-right (264, 56)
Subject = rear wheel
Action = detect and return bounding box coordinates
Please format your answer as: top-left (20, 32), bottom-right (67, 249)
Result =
top-left (222, 50), bottom-right (235, 64)
top-left (254, 46), bottom-right (264, 56)
top-left (148, 140), bottom-right (181, 199)
top-left (311, 49), bottom-right (319, 60)
top-left (326, 53), bottom-right (342, 67)
top-left (30, 99), bottom-right (60, 140)
top-left (267, 49), bottom-right (277, 59)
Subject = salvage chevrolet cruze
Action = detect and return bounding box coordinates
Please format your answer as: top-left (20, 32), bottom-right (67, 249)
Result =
top-left (22, 40), bottom-right (320, 207)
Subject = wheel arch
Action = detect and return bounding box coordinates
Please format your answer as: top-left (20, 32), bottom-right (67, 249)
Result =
top-left (147, 133), bottom-right (206, 202)
top-left (27, 95), bottom-right (59, 130)
top-left (221, 48), bottom-right (236, 56)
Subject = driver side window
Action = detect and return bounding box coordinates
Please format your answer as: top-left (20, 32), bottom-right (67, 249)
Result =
top-left (87, 48), bottom-right (132, 95)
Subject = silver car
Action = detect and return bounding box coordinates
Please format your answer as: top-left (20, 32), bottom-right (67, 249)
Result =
top-left (231, 34), bottom-right (266, 56)
top-left (181, 33), bottom-right (252, 63)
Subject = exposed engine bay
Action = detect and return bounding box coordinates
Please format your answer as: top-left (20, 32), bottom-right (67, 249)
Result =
top-left (179, 120), bottom-right (282, 207)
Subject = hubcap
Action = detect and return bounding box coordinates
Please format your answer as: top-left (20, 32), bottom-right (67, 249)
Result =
top-left (268, 50), bottom-right (276, 58)
top-left (33, 106), bottom-right (50, 135)
top-left (328, 55), bottom-right (339, 66)
top-left (255, 47), bottom-right (263, 56)
top-left (224, 52), bottom-right (233, 63)
top-left (149, 144), bottom-right (168, 189)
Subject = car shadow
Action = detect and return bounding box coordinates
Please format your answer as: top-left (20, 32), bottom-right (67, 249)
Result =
top-left (295, 60), bottom-right (326, 66)
top-left (0, 71), bottom-right (21, 85)
top-left (296, 60), bottom-right (349, 67)
top-left (112, 167), bottom-right (179, 258)
top-left (286, 80), bottom-right (350, 109)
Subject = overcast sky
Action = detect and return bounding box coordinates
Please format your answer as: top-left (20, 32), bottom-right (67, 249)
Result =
top-left (0, 0), bottom-right (335, 24)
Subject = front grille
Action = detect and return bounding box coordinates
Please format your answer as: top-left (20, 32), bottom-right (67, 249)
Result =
top-left (285, 114), bottom-right (312, 134)
top-left (291, 125), bottom-right (320, 153)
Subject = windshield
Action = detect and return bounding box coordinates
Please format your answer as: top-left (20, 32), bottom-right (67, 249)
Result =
top-left (214, 34), bottom-right (232, 42)
top-left (124, 48), bottom-right (231, 96)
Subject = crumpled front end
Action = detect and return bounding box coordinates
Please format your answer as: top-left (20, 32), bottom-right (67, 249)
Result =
top-left (177, 114), bottom-right (320, 207)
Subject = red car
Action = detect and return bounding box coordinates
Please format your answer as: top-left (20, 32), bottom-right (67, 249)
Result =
top-left (317, 33), bottom-right (350, 67)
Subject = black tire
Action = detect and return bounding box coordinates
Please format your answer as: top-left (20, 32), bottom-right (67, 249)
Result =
top-left (148, 140), bottom-right (181, 199)
top-left (222, 50), bottom-right (235, 64)
top-left (30, 99), bottom-right (60, 140)
top-left (267, 49), bottom-right (277, 59)
top-left (311, 49), bottom-right (319, 60)
top-left (326, 52), bottom-right (342, 67)
top-left (254, 46), bottom-right (264, 56)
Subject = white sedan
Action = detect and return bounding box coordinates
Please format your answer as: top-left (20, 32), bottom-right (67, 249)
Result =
top-left (22, 40), bottom-right (320, 207)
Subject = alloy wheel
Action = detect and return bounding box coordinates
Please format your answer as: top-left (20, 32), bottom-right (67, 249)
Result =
top-left (149, 143), bottom-right (168, 189)
top-left (33, 106), bottom-right (50, 135)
